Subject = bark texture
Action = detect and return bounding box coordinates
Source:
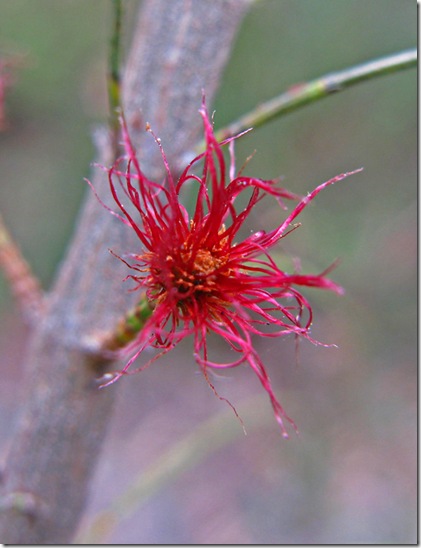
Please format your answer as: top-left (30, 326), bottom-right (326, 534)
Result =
top-left (0, 0), bottom-right (250, 543)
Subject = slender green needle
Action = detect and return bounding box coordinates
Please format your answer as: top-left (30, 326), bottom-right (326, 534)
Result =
top-left (205, 48), bottom-right (417, 148)
top-left (108, 0), bottom-right (123, 138)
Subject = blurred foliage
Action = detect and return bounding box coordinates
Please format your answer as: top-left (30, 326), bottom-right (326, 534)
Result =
top-left (0, 0), bottom-right (416, 544)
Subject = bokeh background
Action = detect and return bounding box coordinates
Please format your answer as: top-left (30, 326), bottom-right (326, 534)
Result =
top-left (0, 0), bottom-right (416, 544)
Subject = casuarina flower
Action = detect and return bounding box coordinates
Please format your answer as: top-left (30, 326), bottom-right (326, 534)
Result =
top-left (97, 99), bottom-right (361, 437)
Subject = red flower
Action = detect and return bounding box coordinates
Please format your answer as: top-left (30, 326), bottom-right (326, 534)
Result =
top-left (98, 99), bottom-right (361, 437)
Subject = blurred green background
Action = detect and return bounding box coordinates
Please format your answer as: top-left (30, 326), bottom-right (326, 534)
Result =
top-left (0, 0), bottom-right (416, 544)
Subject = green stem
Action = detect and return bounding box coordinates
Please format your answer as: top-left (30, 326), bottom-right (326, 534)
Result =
top-left (211, 48), bottom-right (417, 145)
top-left (102, 295), bottom-right (154, 352)
top-left (108, 0), bottom-right (123, 140)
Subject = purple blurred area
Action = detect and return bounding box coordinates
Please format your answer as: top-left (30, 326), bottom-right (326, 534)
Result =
top-left (0, 0), bottom-right (416, 544)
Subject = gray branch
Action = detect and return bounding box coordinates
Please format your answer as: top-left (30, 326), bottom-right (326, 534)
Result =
top-left (0, 0), bottom-right (250, 543)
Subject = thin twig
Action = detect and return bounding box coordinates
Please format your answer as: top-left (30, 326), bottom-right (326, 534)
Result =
top-left (100, 295), bottom-right (154, 352)
top-left (108, 0), bottom-right (123, 147)
top-left (0, 213), bottom-right (44, 320)
top-left (208, 48), bottom-right (417, 145)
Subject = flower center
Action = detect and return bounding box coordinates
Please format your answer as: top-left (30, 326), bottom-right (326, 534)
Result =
top-left (172, 246), bottom-right (227, 298)
top-left (192, 248), bottom-right (223, 276)
top-left (145, 225), bottom-right (231, 311)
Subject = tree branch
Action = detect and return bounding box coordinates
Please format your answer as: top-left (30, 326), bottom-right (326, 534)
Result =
top-left (0, 213), bottom-right (44, 320)
top-left (0, 1), bottom-right (250, 543)
top-left (210, 48), bottom-right (417, 143)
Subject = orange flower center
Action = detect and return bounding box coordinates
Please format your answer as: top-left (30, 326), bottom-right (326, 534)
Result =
top-left (144, 223), bottom-right (233, 314)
